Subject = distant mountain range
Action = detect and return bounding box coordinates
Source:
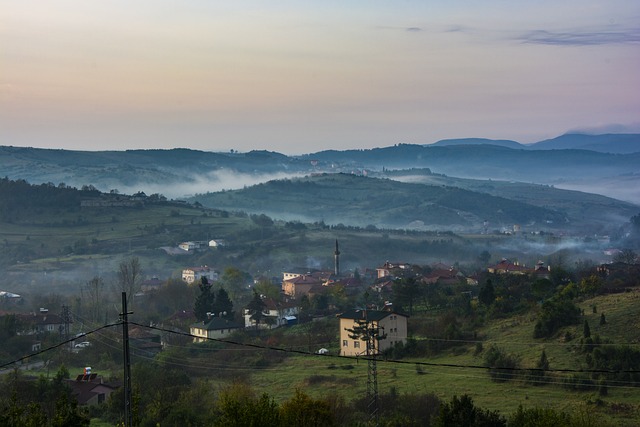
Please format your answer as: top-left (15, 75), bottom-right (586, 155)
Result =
top-left (431, 133), bottom-right (640, 153)
top-left (1, 133), bottom-right (639, 207)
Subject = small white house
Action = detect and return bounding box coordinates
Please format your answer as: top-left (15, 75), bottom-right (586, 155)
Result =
top-left (182, 266), bottom-right (219, 284)
top-left (243, 297), bottom-right (299, 329)
top-left (178, 241), bottom-right (196, 252)
top-left (209, 239), bottom-right (227, 248)
top-left (190, 317), bottom-right (243, 342)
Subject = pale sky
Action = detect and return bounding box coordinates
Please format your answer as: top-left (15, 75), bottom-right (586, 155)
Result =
top-left (1, 1), bottom-right (639, 154)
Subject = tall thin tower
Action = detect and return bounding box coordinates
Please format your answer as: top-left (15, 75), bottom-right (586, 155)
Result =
top-left (334, 239), bottom-right (340, 276)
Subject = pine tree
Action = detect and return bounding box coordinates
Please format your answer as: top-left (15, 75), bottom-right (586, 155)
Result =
top-left (194, 277), bottom-right (215, 322)
top-left (246, 291), bottom-right (267, 330)
top-left (478, 279), bottom-right (496, 306)
top-left (536, 349), bottom-right (549, 371)
top-left (583, 319), bottom-right (591, 338)
top-left (212, 288), bottom-right (234, 320)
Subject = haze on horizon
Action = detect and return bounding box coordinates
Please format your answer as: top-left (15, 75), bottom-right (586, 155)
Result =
top-left (1, 1), bottom-right (639, 155)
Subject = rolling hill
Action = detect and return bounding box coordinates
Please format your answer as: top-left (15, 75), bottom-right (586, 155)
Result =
top-left (191, 173), bottom-right (635, 233)
top-left (2, 133), bottom-right (639, 206)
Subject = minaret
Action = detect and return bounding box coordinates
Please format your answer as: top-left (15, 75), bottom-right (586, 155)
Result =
top-left (334, 239), bottom-right (340, 276)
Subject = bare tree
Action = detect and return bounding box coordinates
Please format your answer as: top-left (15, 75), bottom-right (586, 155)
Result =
top-left (82, 276), bottom-right (105, 325)
top-left (117, 257), bottom-right (143, 308)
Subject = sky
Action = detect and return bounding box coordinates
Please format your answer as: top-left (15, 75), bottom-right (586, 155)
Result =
top-left (1, 1), bottom-right (639, 155)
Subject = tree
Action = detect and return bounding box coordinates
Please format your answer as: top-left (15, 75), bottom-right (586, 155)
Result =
top-left (537, 349), bottom-right (549, 371)
top-left (253, 278), bottom-right (280, 300)
top-left (579, 275), bottom-right (602, 296)
top-left (477, 250), bottom-right (491, 265)
top-left (533, 297), bottom-right (581, 339)
top-left (531, 278), bottom-right (554, 300)
top-left (81, 276), bottom-right (105, 324)
top-left (212, 288), bottom-right (234, 320)
top-left (600, 313), bottom-right (606, 325)
top-left (279, 389), bottom-right (335, 427)
top-left (613, 249), bottom-right (637, 264)
top-left (528, 349), bottom-right (550, 385)
top-left (436, 394), bottom-right (506, 427)
top-left (116, 257), bottom-right (142, 308)
top-left (478, 279), bottom-right (495, 306)
top-left (220, 267), bottom-right (250, 301)
top-left (194, 277), bottom-right (215, 322)
top-left (215, 383), bottom-right (280, 427)
top-left (392, 277), bottom-right (421, 315)
top-left (246, 291), bottom-right (267, 330)
top-left (484, 345), bottom-right (521, 382)
top-left (583, 319), bottom-right (591, 339)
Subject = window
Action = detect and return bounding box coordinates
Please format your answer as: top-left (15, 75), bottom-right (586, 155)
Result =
top-left (354, 341), bottom-right (360, 348)
top-left (342, 340), bottom-right (348, 347)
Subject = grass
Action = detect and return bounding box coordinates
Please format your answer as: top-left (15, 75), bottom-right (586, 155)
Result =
top-left (249, 291), bottom-right (640, 425)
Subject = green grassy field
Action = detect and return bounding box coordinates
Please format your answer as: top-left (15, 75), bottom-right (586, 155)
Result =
top-left (248, 291), bottom-right (640, 425)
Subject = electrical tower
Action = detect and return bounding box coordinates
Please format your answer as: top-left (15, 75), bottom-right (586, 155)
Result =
top-left (365, 320), bottom-right (380, 427)
top-left (346, 310), bottom-right (386, 427)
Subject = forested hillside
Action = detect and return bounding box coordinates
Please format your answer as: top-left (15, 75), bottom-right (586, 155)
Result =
top-left (193, 173), bottom-right (632, 232)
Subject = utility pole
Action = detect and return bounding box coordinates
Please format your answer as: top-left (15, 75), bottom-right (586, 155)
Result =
top-left (120, 292), bottom-right (133, 427)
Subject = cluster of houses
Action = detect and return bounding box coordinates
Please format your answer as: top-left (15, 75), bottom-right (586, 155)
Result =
top-left (183, 255), bottom-right (555, 350)
top-left (0, 246), bottom-right (562, 409)
top-left (178, 239), bottom-right (226, 252)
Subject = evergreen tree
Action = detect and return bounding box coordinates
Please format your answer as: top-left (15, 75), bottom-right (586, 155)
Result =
top-left (212, 288), bottom-right (234, 320)
top-left (194, 277), bottom-right (215, 322)
top-left (246, 291), bottom-right (267, 330)
top-left (583, 319), bottom-right (591, 338)
top-left (537, 349), bottom-right (550, 371)
top-left (478, 279), bottom-right (496, 306)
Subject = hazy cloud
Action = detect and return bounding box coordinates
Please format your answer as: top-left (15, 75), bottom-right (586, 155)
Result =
top-left (116, 170), bottom-right (306, 200)
top-left (375, 25), bottom-right (423, 33)
top-left (518, 27), bottom-right (640, 46)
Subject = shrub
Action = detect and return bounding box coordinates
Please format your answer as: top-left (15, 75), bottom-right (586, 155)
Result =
top-left (484, 345), bottom-right (521, 382)
top-left (533, 297), bottom-right (580, 338)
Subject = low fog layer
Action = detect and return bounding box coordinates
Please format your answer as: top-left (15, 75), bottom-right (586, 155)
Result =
top-left (115, 170), bottom-right (306, 200)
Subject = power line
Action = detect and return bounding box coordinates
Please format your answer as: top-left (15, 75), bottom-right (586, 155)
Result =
top-left (3, 320), bottom-right (639, 382)
top-left (130, 322), bottom-right (640, 377)
top-left (0, 322), bottom-right (120, 371)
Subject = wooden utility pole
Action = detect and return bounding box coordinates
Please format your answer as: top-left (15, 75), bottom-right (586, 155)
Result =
top-left (120, 292), bottom-right (133, 427)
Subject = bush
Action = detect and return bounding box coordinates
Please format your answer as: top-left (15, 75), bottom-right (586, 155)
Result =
top-left (484, 345), bottom-right (521, 382)
top-left (533, 297), bottom-right (581, 338)
top-left (436, 394), bottom-right (506, 427)
top-left (508, 405), bottom-right (572, 427)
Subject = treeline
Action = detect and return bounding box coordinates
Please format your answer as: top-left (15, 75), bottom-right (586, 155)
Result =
top-left (0, 178), bottom-right (97, 222)
top-left (0, 366), bottom-right (611, 427)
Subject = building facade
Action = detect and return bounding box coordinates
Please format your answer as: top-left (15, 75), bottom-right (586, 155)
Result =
top-left (338, 309), bottom-right (408, 357)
